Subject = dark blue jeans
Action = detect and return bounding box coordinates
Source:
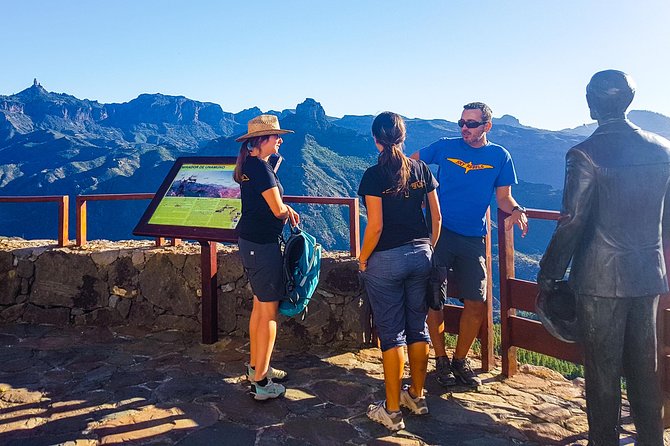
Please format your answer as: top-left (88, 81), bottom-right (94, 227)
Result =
top-left (362, 242), bottom-right (431, 351)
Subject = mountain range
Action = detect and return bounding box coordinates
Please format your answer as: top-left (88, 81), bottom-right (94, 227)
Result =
top-left (2, 80), bottom-right (670, 300)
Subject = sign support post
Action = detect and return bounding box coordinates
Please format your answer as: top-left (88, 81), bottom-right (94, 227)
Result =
top-left (200, 240), bottom-right (218, 344)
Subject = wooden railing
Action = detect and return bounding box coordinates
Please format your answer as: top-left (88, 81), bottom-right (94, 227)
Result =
top-left (498, 208), bottom-right (583, 377)
top-left (284, 195), bottom-right (360, 258)
top-left (74, 193), bottom-right (183, 247)
top-left (72, 194), bottom-right (360, 257)
top-left (76, 193), bottom-right (155, 246)
top-left (499, 207), bottom-right (670, 425)
top-left (498, 207), bottom-right (670, 388)
top-left (0, 195), bottom-right (69, 247)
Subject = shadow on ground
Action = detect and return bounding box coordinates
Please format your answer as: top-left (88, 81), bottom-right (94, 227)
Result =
top-left (0, 323), bottom-right (653, 445)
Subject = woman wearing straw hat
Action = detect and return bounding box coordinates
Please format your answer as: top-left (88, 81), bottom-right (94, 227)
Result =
top-left (234, 114), bottom-right (299, 401)
top-left (358, 111), bottom-right (441, 430)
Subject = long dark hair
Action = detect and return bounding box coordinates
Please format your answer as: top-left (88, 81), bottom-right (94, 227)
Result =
top-left (233, 135), bottom-right (272, 183)
top-left (372, 111), bottom-right (410, 195)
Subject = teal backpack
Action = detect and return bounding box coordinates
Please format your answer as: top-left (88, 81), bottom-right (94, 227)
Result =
top-left (279, 226), bottom-right (322, 318)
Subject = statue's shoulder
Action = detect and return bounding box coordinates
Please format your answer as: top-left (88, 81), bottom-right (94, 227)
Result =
top-left (638, 128), bottom-right (670, 151)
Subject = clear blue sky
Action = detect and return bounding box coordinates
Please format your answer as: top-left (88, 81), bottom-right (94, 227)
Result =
top-left (3, 0), bottom-right (669, 130)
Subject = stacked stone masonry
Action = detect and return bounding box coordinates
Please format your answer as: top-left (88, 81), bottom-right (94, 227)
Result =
top-left (0, 238), bottom-right (363, 347)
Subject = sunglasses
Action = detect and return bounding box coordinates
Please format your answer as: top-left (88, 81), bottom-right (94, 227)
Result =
top-left (457, 119), bottom-right (488, 129)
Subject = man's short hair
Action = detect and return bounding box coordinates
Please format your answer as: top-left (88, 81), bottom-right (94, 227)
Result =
top-left (463, 102), bottom-right (492, 122)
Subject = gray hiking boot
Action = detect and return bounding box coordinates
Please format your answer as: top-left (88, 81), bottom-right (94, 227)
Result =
top-left (451, 357), bottom-right (482, 387)
top-left (366, 400), bottom-right (405, 431)
top-left (435, 356), bottom-right (457, 387)
top-left (250, 378), bottom-right (286, 401)
top-left (245, 363), bottom-right (288, 382)
top-left (399, 384), bottom-right (429, 415)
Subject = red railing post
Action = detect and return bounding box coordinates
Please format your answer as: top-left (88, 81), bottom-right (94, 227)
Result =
top-left (498, 208), bottom-right (517, 377)
top-left (349, 197), bottom-right (360, 258)
top-left (480, 209), bottom-right (494, 371)
top-left (58, 195), bottom-right (69, 247)
top-left (76, 196), bottom-right (87, 246)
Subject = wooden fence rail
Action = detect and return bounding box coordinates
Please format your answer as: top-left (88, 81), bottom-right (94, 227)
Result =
top-left (497, 207), bottom-right (670, 423)
top-left (0, 195), bottom-right (69, 247)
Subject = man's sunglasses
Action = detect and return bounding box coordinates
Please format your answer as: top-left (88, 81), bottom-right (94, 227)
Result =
top-left (457, 119), bottom-right (488, 129)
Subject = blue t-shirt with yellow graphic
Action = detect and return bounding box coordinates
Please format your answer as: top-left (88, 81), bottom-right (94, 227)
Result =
top-left (420, 137), bottom-right (517, 237)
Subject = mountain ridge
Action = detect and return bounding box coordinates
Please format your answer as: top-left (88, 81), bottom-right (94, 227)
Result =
top-left (2, 81), bottom-right (670, 249)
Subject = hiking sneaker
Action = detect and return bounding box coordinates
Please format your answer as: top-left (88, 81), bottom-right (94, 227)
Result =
top-left (399, 384), bottom-right (429, 415)
top-left (366, 401), bottom-right (405, 431)
top-left (250, 378), bottom-right (286, 401)
top-left (245, 363), bottom-right (288, 382)
top-left (435, 356), bottom-right (457, 387)
top-left (451, 357), bottom-right (482, 387)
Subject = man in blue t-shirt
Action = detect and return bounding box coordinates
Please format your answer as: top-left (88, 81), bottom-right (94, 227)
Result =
top-left (411, 102), bottom-right (528, 388)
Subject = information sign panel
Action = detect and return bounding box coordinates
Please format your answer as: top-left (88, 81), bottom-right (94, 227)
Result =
top-left (133, 156), bottom-right (240, 242)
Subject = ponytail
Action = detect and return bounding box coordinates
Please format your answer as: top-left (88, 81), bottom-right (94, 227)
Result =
top-left (378, 144), bottom-right (411, 195)
top-left (372, 112), bottom-right (410, 195)
top-left (233, 135), bottom-right (273, 183)
top-left (233, 141), bottom-right (250, 183)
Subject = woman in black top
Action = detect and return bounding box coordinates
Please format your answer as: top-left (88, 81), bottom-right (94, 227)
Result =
top-left (234, 115), bottom-right (299, 401)
top-left (358, 112), bottom-right (441, 430)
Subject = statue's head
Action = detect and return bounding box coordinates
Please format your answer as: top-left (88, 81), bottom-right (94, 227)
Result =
top-left (586, 70), bottom-right (636, 121)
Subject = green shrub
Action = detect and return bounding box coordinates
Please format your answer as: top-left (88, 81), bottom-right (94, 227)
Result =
top-left (444, 324), bottom-right (584, 379)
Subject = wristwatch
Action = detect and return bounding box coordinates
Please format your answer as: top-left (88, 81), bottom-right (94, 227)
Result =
top-left (512, 205), bottom-right (527, 214)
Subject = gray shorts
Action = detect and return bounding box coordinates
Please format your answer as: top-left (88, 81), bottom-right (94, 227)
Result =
top-left (238, 237), bottom-right (284, 302)
top-left (434, 227), bottom-right (487, 302)
top-left (362, 242), bottom-right (432, 352)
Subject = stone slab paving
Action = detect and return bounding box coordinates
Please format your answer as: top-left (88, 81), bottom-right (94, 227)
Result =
top-left (0, 324), bottom-right (668, 445)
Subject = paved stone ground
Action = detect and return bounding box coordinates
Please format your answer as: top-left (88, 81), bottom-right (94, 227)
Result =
top-left (0, 324), bottom-right (667, 445)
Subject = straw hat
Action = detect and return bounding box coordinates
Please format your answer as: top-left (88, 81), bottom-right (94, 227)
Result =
top-left (235, 114), bottom-right (294, 142)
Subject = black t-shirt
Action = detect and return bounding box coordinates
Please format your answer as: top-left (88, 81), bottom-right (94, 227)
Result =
top-left (358, 158), bottom-right (438, 252)
top-left (238, 156), bottom-right (285, 244)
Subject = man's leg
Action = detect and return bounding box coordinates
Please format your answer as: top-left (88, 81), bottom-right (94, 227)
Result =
top-left (428, 232), bottom-right (456, 386)
top-left (454, 299), bottom-right (486, 360)
top-left (427, 309), bottom-right (447, 357)
top-left (622, 295), bottom-right (663, 446)
top-left (450, 299), bottom-right (485, 387)
top-left (451, 234), bottom-right (487, 387)
top-left (579, 294), bottom-right (626, 446)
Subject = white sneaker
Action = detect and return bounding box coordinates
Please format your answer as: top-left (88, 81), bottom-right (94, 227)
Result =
top-left (245, 363), bottom-right (288, 382)
top-left (250, 378), bottom-right (286, 401)
top-left (366, 401), bottom-right (405, 431)
top-left (399, 384), bottom-right (429, 415)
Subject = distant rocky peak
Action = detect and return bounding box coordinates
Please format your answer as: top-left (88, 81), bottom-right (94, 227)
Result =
top-left (295, 98), bottom-right (329, 130)
top-left (493, 114), bottom-right (523, 128)
top-left (234, 107), bottom-right (262, 124)
top-left (16, 79), bottom-right (49, 98)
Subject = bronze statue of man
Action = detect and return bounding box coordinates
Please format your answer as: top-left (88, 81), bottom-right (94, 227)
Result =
top-left (538, 70), bottom-right (670, 446)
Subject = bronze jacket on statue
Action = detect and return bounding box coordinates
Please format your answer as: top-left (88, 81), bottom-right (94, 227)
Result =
top-left (539, 119), bottom-right (670, 298)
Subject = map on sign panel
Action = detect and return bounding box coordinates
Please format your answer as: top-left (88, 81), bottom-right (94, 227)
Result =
top-left (133, 156), bottom-right (241, 242)
top-left (149, 163), bottom-right (241, 230)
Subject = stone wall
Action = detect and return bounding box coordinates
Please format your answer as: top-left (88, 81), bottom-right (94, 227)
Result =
top-left (0, 238), bottom-right (366, 347)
